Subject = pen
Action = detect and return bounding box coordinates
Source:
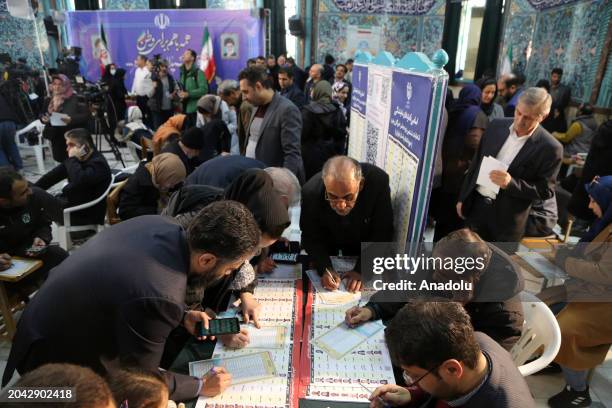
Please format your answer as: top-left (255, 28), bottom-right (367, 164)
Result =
top-left (325, 268), bottom-right (339, 286)
top-left (358, 381), bottom-right (390, 408)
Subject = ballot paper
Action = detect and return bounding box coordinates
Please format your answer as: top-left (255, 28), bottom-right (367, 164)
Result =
top-left (476, 155), bottom-right (509, 195)
top-left (0, 258), bottom-right (39, 278)
top-left (516, 252), bottom-right (569, 281)
top-left (245, 325), bottom-right (288, 349)
top-left (189, 351), bottom-right (277, 385)
top-left (50, 112), bottom-right (70, 126)
top-left (306, 269), bottom-right (359, 305)
top-left (314, 320), bottom-right (384, 359)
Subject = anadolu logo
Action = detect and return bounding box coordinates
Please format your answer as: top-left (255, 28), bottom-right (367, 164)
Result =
top-left (154, 13), bottom-right (170, 30)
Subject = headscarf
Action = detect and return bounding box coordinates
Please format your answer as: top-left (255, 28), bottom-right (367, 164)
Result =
top-left (582, 175), bottom-right (612, 242)
top-left (150, 153), bottom-right (186, 191)
top-left (332, 81), bottom-right (350, 108)
top-left (312, 80), bottom-right (333, 105)
top-left (224, 169), bottom-right (290, 237)
top-left (48, 74), bottom-right (74, 113)
top-left (445, 84), bottom-right (483, 152)
top-left (476, 77), bottom-right (497, 116)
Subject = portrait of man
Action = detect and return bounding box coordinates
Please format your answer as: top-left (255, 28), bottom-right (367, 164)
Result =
top-left (221, 33), bottom-right (239, 59)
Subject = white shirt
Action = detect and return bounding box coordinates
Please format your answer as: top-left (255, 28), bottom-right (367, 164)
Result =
top-left (131, 67), bottom-right (154, 96)
top-left (477, 124), bottom-right (536, 199)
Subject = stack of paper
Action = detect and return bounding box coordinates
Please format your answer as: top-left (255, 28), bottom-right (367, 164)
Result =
top-left (476, 155), bottom-right (509, 195)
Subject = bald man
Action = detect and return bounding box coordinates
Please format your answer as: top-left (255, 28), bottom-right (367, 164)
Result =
top-left (300, 157), bottom-right (394, 292)
top-left (304, 64), bottom-right (323, 102)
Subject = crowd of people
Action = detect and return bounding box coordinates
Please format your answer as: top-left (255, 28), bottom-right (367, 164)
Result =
top-left (0, 46), bottom-right (611, 408)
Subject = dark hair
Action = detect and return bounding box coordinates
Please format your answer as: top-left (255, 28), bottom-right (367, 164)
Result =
top-left (286, 57), bottom-right (295, 65)
top-left (256, 55), bottom-right (265, 61)
top-left (432, 228), bottom-right (492, 282)
top-left (346, 58), bottom-right (354, 64)
top-left (0, 167), bottom-right (23, 199)
top-left (336, 64), bottom-right (347, 74)
top-left (224, 37), bottom-right (235, 46)
top-left (187, 200), bottom-right (261, 261)
top-left (505, 75), bottom-right (524, 88)
top-left (188, 49), bottom-right (197, 59)
top-left (247, 58), bottom-right (256, 66)
top-left (324, 54), bottom-right (335, 64)
top-left (65, 128), bottom-right (95, 150)
top-left (238, 66), bottom-right (273, 89)
top-left (475, 77), bottom-right (496, 91)
top-left (385, 301), bottom-right (481, 371)
top-left (579, 103), bottom-right (594, 116)
top-left (137, 54), bottom-right (148, 62)
top-left (551, 67), bottom-right (563, 76)
top-left (3, 364), bottom-right (113, 408)
top-left (107, 368), bottom-right (168, 408)
top-left (267, 54), bottom-right (276, 60)
top-left (278, 66), bottom-right (294, 79)
top-left (535, 79), bottom-right (551, 92)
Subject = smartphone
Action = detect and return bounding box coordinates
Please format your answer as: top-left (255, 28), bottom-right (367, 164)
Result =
top-left (78, 144), bottom-right (90, 158)
top-left (196, 317), bottom-right (240, 337)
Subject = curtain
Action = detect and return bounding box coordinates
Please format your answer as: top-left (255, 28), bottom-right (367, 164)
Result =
top-left (474, 0), bottom-right (503, 80)
top-left (441, 0), bottom-right (462, 84)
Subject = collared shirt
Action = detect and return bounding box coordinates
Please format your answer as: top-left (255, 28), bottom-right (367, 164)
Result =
top-left (131, 67), bottom-right (154, 96)
top-left (445, 351), bottom-right (492, 407)
top-left (477, 124), bottom-right (536, 199)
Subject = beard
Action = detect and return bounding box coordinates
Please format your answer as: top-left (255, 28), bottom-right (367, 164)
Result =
top-left (184, 268), bottom-right (228, 309)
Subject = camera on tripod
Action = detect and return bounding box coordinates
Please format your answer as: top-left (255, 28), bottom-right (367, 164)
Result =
top-left (149, 54), bottom-right (167, 81)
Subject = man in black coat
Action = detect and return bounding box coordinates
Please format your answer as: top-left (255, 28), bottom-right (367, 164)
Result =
top-left (278, 67), bottom-right (307, 110)
top-left (2, 201), bottom-right (261, 402)
top-left (457, 87), bottom-right (563, 245)
top-left (346, 229), bottom-right (524, 351)
top-left (186, 155), bottom-right (265, 188)
top-left (300, 156), bottom-right (394, 292)
top-left (369, 302), bottom-right (535, 408)
top-left (35, 128), bottom-right (111, 226)
top-left (0, 168), bottom-right (68, 280)
top-left (161, 126), bottom-right (204, 175)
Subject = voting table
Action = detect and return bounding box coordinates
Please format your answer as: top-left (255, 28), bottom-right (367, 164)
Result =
top-left (0, 257), bottom-right (44, 340)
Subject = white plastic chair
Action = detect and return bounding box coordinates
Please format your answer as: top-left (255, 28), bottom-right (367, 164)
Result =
top-left (510, 291), bottom-right (562, 376)
top-left (15, 120), bottom-right (52, 174)
top-left (111, 162), bottom-right (141, 188)
top-left (58, 174), bottom-right (115, 251)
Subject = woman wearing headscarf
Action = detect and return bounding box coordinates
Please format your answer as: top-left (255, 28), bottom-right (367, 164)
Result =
top-left (476, 77), bottom-right (504, 121)
top-left (431, 83), bottom-right (488, 241)
top-left (540, 175), bottom-right (612, 408)
top-left (118, 153), bottom-right (186, 220)
top-left (41, 74), bottom-right (89, 162)
top-left (332, 81), bottom-right (351, 126)
top-left (301, 80), bottom-right (347, 181)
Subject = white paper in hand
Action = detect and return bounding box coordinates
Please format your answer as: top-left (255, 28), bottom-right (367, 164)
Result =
top-left (476, 156), bottom-right (509, 195)
top-left (50, 112), bottom-right (69, 127)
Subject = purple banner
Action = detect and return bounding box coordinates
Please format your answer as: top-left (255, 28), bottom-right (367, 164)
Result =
top-left (65, 9), bottom-right (264, 88)
top-left (388, 71), bottom-right (433, 157)
top-left (350, 64), bottom-right (368, 116)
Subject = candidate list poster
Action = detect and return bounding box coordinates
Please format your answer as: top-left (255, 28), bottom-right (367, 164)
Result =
top-left (364, 65), bottom-right (393, 168)
top-left (385, 71), bottom-right (433, 244)
top-left (348, 64), bottom-right (368, 162)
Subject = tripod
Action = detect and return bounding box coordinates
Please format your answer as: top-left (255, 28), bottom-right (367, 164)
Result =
top-left (92, 107), bottom-right (125, 167)
top-left (91, 100), bottom-right (125, 167)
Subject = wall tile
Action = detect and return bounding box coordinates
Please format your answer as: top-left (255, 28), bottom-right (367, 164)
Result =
top-left (105, 0), bottom-right (149, 9)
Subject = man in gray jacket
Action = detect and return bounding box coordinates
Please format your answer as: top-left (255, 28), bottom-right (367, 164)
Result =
top-left (239, 66), bottom-right (305, 183)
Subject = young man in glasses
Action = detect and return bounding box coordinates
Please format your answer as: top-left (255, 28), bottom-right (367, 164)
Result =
top-left (300, 156), bottom-right (394, 292)
top-left (369, 301), bottom-right (534, 408)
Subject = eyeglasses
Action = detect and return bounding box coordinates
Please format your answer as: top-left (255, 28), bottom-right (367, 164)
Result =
top-left (402, 365), bottom-right (440, 387)
top-left (324, 190), bottom-right (358, 204)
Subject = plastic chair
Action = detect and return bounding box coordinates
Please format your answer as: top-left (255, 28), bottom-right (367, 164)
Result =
top-left (15, 120), bottom-right (52, 174)
top-left (58, 174), bottom-right (115, 251)
top-left (510, 292), bottom-right (562, 376)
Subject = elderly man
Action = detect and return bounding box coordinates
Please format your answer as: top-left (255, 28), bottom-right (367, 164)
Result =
top-left (304, 64), bottom-right (323, 102)
top-left (457, 87), bottom-right (563, 246)
top-left (3, 201), bottom-right (261, 402)
top-left (238, 66), bottom-right (304, 182)
top-left (300, 156), bottom-right (393, 292)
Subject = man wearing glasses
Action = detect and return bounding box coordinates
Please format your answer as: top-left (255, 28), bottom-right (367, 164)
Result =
top-left (368, 301), bottom-right (534, 407)
top-left (300, 156), bottom-right (393, 292)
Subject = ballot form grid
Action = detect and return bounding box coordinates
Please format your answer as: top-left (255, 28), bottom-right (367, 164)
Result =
top-left (194, 279), bottom-right (304, 408)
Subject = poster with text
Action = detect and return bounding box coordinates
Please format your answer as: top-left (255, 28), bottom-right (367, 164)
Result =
top-left (364, 65), bottom-right (393, 168)
top-left (348, 64), bottom-right (368, 161)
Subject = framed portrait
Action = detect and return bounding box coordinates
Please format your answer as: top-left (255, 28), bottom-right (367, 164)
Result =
top-left (221, 33), bottom-right (239, 60)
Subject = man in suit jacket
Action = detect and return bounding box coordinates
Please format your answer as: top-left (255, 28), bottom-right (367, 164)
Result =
top-left (239, 66), bottom-right (305, 183)
top-left (2, 201), bottom-right (261, 402)
top-left (457, 87), bottom-right (563, 245)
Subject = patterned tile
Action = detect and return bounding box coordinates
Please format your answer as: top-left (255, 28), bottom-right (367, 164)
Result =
top-left (105, 0), bottom-right (148, 9)
top-left (0, 12), bottom-right (51, 69)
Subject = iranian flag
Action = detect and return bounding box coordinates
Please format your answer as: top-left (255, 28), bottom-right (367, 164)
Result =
top-left (500, 45), bottom-right (512, 76)
top-left (199, 24), bottom-right (216, 83)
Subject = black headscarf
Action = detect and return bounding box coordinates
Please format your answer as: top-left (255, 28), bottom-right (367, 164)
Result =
top-left (224, 169), bottom-right (290, 237)
top-left (476, 77), bottom-right (497, 116)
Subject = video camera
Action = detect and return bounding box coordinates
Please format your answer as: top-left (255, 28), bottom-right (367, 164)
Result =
top-left (56, 47), bottom-right (82, 79)
top-left (149, 54), bottom-right (166, 81)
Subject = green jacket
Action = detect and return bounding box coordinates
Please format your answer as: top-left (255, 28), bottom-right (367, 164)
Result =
top-left (179, 64), bottom-right (208, 114)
